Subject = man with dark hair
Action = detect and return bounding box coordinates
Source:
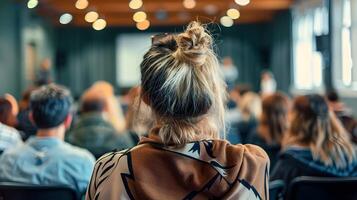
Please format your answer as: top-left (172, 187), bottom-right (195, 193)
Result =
top-left (67, 97), bottom-right (134, 158)
top-left (0, 84), bottom-right (95, 197)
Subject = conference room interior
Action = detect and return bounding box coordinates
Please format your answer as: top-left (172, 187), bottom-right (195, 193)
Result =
top-left (0, 0), bottom-right (357, 199)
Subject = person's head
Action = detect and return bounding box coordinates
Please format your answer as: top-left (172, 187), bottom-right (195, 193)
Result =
top-left (40, 58), bottom-right (52, 71)
top-left (140, 21), bottom-right (226, 144)
top-left (261, 70), bottom-right (273, 81)
top-left (229, 85), bottom-right (251, 104)
top-left (258, 93), bottom-right (289, 145)
top-left (222, 57), bottom-right (233, 67)
top-left (19, 87), bottom-right (38, 111)
top-left (284, 94), bottom-right (356, 168)
top-left (80, 99), bottom-right (105, 114)
top-left (239, 92), bottom-right (262, 121)
top-left (0, 98), bottom-right (17, 127)
top-left (326, 90), bottom-right (340, 103)
top-left (30, 84), bottom-right (73, 135)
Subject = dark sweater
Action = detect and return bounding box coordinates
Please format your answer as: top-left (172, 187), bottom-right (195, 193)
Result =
top-left (271, 147), bottom-right (357, 192)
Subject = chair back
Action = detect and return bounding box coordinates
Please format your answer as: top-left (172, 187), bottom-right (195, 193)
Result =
top-left (287, 176), bottom-right (357, 200)
top-left (269, 180), bottom-right (284, 200)
top-left (0, 182), bottom-right (77, 200)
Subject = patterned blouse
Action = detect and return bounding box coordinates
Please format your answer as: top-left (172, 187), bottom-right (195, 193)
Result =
top-left (86, 134), bottom-right (269, 200)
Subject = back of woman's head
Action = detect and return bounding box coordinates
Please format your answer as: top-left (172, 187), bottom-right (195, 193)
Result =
top-left (239, 92), bottom-right (262, 121)
top-left (285, 94), bottom-right (356, 168)
top-left (260, 93), bottom-right (289, 144)
top-left (140, 21), bottom-right (226, 144)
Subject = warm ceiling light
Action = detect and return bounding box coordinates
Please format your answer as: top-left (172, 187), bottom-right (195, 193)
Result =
top-left (27, 0), bottom-right (38, 9)
top-left (234, 0), bottom-right (250, 6)
top-left (183, 0), bottom-right (196, 9)
top-left (93, 19), bottom-right (107, 31)
top-left (227, 8), bottom-right (240, 19)
top-left (220, 16), bottom-right (234, 27)
top-left (136, 20), bottom-right (150, 31)
top-left (75, 0), bottom-right (89, 10)
top-left (133, 11), bottom-right (147, 23)
top-left (85, 11), bottom-right (99, 23)
top-left (59, 13), bottom-right (73, 25)
top-left (129, 0), bottom-right (143, 10)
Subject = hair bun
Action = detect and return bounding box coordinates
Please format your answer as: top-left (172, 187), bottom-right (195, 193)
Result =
top-left (175, 21), bottom-right (212, 66)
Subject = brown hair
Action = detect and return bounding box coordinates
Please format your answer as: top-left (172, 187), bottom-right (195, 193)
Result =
top-left (283, 94), bottom-right (356, 168)
top-left (140, 21), bottom-right (226, 145)
top-left (259, 93), bottom-right (289, 144)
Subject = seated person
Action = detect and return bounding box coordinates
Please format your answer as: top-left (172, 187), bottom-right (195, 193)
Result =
top-left (0, 84), bottom-right (95, 197)
top-left (86, 22), bottom-right (269, 200)
top-left (67, 96), bottom-right (134, 158)
top-left (247, 93), bottom-right (289, 169)
top-left (17, 87), bottom-right (38, 140)
top-left (236, 92), bottom-right (262, 143)
top-left (0, 97), bottom-right (22, 154)
top-left (271, 94), bottom-right (357, 188)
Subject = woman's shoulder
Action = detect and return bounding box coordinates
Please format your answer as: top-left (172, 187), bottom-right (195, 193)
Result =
top-left (209, 139), bottom-right (270, 168)
top-left (214, 139), bottom-right (269, 157)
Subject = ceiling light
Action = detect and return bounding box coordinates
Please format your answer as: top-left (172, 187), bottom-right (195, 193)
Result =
top-left (129, 0), bottom-right (143, 10)
top-left (183, 0), bottom-right (196, 9)
top-left (85, 11), bottom-right (99, 23)
top-left (133, 11), bottom-right (147, 23)
top-left (75, 0), bottom-right (89, 10)
top-left (220, 16), bottom-right (234, 27)
top-left (59, 13), bottom-right (73, 25)
top-left (234, 0), bottom-right (250, 6)
top-left (27, 0), bottom-right (38, 9)
top-left (136, 20), bottom-right (150, 31)
top-left (227, 8), bottom-right (240, 19)
top-left (93, 19), bottom-right (107, 31)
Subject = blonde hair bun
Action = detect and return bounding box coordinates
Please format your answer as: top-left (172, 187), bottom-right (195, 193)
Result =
top-left (175, 21), bottom-right (212, 67)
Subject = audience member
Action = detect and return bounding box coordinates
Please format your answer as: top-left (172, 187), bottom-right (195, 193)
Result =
top-left (247, 93), bottom-right (290, 169)
top-left (17, 87), bottom-right (38, 140)
top-left (35, 58), bottom-right (53, 86)
top-left (0, 84), bottom-right (95, 197)
top-left (271, 94), bottom-right (357, 190)
top-left (326, 90), bottom-right (357, 143)
top-left (85, 81), bottom-right (126, 133)
top-left (260, 70), bottom-right (277, 97)
top-left (226, 85), bottom-right (251, 124)
top-left (86, 22), bottom-right (269, 200)
top-left (236, 91), bottom-right (262, 143)
top-left (0, 97), bottom-right (22, 154)
top-left (221, 56), bottom-right (238, 89)
top-left (67, 94), bottom-right (135, 158)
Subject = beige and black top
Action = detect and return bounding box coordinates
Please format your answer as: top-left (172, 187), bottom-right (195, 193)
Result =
top-left (86, 134), bottom-right (270, 200)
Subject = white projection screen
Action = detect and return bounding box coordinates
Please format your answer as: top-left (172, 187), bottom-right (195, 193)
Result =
top-left (116, 33), bottom-right (153, 88)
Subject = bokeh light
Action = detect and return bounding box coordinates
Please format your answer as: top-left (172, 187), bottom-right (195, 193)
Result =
top-left (85, 11), bottom-right (99, 23)
top-left (92, 19), bottom-right (107, 31)
top-left (133, 11), bottom-right (147, 23)
top-left (59, 13), bottom-right (73, 25)
top-left (220, 16), bottom-right (234, 27)
top-left (136, 20), bottom-right (150, 31)
top-left (227, 8), bottom-right (240, 20)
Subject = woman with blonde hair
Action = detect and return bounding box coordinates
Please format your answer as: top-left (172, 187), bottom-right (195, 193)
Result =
top-left (86, 22), bottom-right (269, 200)
top-left (271, 94), bottom-right (357, 187)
